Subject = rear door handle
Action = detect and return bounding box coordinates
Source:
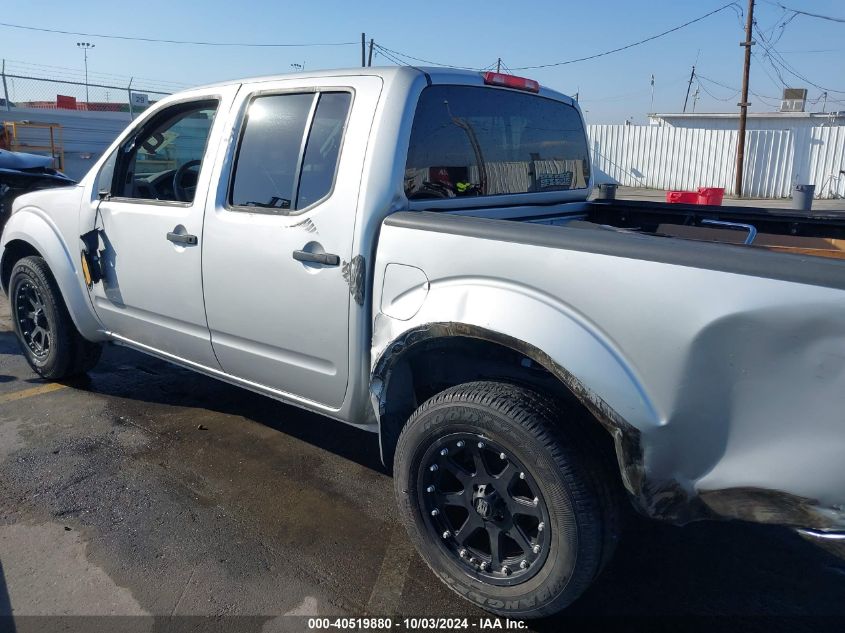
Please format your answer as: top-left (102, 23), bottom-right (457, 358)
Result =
top-left (167, 231), bottom-right (198, 245)
top-left (292, 250), bottom-right (340, 266)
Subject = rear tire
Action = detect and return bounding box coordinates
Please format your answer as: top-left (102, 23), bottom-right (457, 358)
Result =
top-left (9, 256), bottom-right (102, 379)
top-left (394, 381), bottom-right (620, 618)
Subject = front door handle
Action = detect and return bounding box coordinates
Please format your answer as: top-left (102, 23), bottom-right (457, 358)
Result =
top-left (292, 250), bottom-right (340, 266)
top-left (167, 231), bottom-right (198, 245)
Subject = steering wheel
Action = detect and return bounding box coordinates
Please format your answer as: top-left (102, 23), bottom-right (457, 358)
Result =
top-left (173, 160), bottom-right (202, 202)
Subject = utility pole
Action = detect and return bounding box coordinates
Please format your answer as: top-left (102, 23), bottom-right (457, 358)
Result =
top-left (692, 87), bottom-right (700, 112)
top-left (496, 58), bottom-right (502, 73)
top-left (361, 33), bottom-right (366, 68)
top-left (650, 74), bottom-right (655, 113)
top-left (76, 42), bottom-right (95, 103)
top-left (682, 65), bottom-right (696, 113)
top-left (368, 39), bottom-right (374, 67)
top-left (821, 91), bottom-right (828, 113)
top-left (735, 0), bottom-right (755, 198)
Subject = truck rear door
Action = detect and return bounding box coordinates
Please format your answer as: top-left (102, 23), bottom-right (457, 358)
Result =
top-left (201, 76), bottom-right (381, 409)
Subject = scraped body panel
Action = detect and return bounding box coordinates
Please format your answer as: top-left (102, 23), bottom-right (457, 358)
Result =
top-left (371, 212), bottom-right (845, 530)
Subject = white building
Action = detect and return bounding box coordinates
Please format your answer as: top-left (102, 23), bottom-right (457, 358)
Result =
top-left (648, 111), bottom-right (845, 131)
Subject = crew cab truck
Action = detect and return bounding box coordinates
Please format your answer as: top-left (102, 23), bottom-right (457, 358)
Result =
top-left (2, 66), bottom-right (844, 618)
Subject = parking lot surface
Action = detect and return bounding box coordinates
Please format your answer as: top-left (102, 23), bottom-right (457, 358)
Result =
top-left (1, 295), bottom-right (844, 633)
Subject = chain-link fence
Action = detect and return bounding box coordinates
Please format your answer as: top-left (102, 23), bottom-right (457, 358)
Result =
top-left (1, 59), bottom-right (188, 179)
top-left (1, 59), bottom-right (174, 116)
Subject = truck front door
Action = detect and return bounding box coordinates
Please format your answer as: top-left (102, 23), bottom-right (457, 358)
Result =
top-left (201, 76), bottom-right (381, 409)
top-left (89, 89), bottom-right (236, 367)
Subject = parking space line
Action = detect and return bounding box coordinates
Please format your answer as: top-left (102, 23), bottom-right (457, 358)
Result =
top-left (0, 382), bottom-right (68, 404)
top-left (366, 529), bottom-right (413, 616)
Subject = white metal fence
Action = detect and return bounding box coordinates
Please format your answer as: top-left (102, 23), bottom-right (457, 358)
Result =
top-left (588, 124), bottom-right (845, 199)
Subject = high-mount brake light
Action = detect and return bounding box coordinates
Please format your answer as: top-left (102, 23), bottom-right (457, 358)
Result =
top-left (481, 72), bottom-right (540, 93)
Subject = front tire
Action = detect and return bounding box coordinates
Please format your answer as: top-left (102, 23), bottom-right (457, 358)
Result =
top-left (9, 256), bottom-right (102, 379)
top-left (394, 381), bottom-right (619, 618)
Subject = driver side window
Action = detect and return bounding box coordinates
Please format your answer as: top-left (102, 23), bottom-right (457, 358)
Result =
top-left (112, 99), bottom-right (218, 203)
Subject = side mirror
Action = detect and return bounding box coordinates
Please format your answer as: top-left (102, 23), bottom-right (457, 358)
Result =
top-left (97, 189), bottom-right (111, 201)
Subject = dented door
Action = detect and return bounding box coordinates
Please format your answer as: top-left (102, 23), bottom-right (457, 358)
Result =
top-left (201, 76), bottom-right (381, 409)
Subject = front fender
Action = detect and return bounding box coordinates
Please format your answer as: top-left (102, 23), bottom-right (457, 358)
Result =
top-left (1, 206), bottom-right (105, 341)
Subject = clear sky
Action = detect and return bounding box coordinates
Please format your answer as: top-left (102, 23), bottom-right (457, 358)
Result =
top-left (3, 0), bottom-right (844, 123)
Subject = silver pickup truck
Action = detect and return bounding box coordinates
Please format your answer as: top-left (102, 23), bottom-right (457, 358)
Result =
top-left (2, 67), bottom-right (844, 618)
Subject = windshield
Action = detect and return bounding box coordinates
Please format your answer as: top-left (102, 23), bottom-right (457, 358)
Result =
top-left (405, 85), bottom-right (590, 200)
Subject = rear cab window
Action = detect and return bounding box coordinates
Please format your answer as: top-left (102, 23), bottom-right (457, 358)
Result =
top-left (405, 85), bottom-right (590, 200)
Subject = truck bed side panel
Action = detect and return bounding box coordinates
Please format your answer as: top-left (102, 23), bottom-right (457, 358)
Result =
top-left (372, 211), bottom-right (845, 530)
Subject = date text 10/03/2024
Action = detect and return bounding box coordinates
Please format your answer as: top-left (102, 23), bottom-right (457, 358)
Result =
top-left (306, 617), bottom-right (529, 629)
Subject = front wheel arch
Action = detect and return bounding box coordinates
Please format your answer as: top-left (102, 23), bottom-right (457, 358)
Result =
top-left (9, 255), bottom-right (102, 378)
top-left (2, 212), bottom-right (106, 341)
top-left (1, 239), bottom-right (42, 294)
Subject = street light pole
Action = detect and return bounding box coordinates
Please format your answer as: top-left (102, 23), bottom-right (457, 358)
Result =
top-left (76, 42), bottom-right (95, 103)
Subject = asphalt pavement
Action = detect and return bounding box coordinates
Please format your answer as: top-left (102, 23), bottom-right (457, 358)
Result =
top-left (0, 295), bottom-right (844, 633)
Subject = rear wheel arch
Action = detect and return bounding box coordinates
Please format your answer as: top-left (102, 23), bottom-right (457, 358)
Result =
top-left (372, 325), bottom-right (633, 496)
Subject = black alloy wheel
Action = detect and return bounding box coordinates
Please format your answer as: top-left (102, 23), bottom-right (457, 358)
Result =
top-left (394, 381), bottom-right (620, 618)
top-left (418, 432), bottom-right (551, 585)
top-left (9, 256), bottom-right (102, 379)
top-left (15, 279), bottom-right (52, 359)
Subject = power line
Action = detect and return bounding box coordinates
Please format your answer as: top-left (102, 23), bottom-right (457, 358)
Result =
top-left (376, 2), bottom-right (739, 72)
top-left (760, 1), bottom-right (845, 24)
top-left (499, 59), bottom-right (515, 74)
top-left (374, 46), bottom-right (412, 68)
top-left (697, 72), bottom-right (780, 100)
top-left (695, 73), bottom-right (739, 92)
top-left (778, 48), bottom-right (843, 54)
top-left (0, 21), bottom-right (358, 47)
top-left (750, 90), bottom-right (783, 108)
top-left (753, 23), bottom-right (845, 93)
top-left (753, 50), bottom-right (789, 88)
top-left (695, 78), bottom-right (739, 102)
top-left (511, 2), bottom-right (739, 70)
top-left (697, 71), bottom-right (802, 108)
top-left (373, 44), bottom-right (479, 70)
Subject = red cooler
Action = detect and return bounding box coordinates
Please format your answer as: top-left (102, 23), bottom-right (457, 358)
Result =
top-left (666, 190), bottom-right (700, 204)
top-left (697, 187), bottom-right (725, 206)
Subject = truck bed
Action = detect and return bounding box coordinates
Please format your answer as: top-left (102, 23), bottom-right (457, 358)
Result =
top-left (450, 199), bottom-right (845, 261)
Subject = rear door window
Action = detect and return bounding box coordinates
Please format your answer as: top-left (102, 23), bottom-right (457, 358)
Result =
top-left (230, 91), bottom-right (351, 213)
top-left (297, 92), bottom-right (352, 209)
top-left (230, 93), bottom-right (313, 212)
top-left (405, 85), bottom-right (590, 200)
